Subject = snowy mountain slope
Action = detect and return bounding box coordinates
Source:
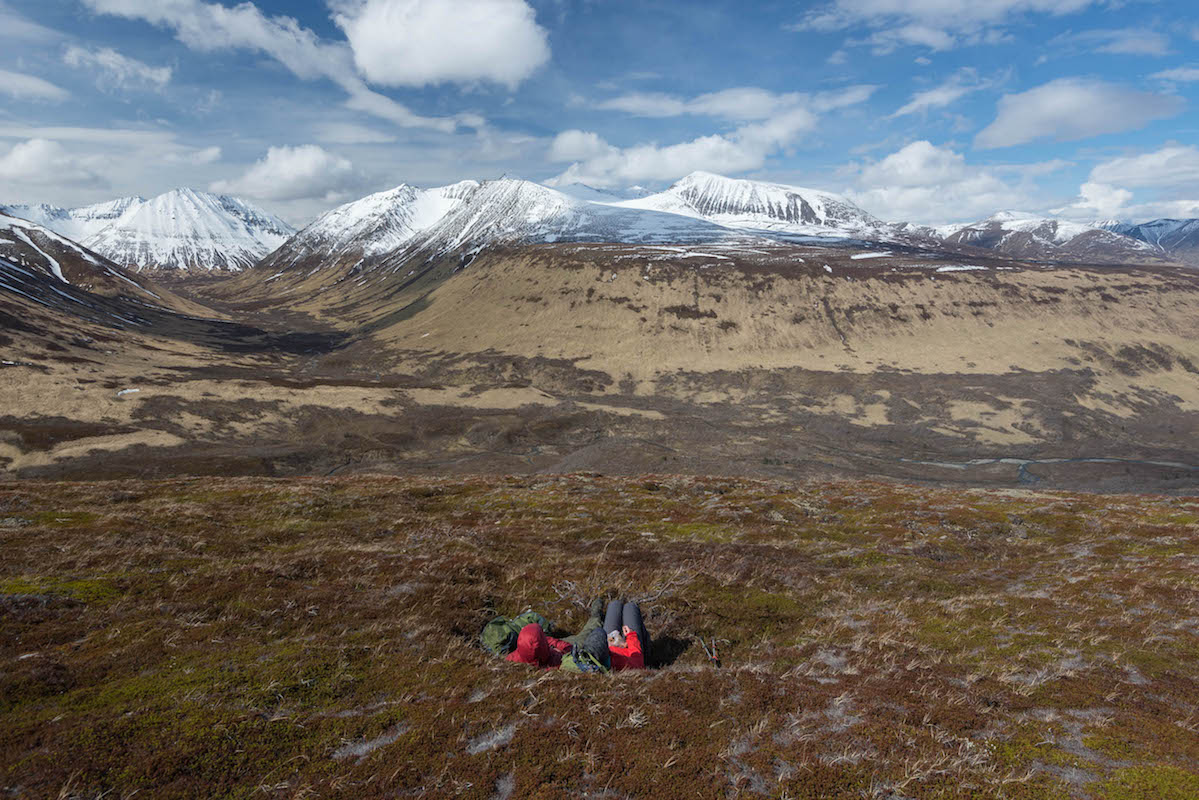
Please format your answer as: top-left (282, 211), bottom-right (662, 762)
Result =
top-left (0, 196), bottom-right (145, 242)
top-left (0, 211), bottom-right (154, 297)
top-left (611, 171), bottom-right (887, 239)
top-left (82, 188), bottom-right (294, 272)
top-left (553, 182), bottom-right (651, 203)
top-left (405, 178), bottom-right (739, 256)
top-left (269, 181), bottom-right (479, 267)
top-left (0, 211), bottom-right (209, 315)
top-left (1107, 218), bottom-right (1199, 265)
top-left (940, 211), bottom-right (1165, 264)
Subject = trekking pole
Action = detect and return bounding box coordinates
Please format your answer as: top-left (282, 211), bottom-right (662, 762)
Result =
top-left (698, 636), bottom-right (720, 668)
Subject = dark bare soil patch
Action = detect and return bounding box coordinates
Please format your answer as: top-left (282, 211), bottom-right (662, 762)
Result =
top-left (1, 476), bottom-right (1196, 798)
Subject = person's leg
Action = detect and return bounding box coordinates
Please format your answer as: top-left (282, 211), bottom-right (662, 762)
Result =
top-left (604, 600), bottom-right (623, 634)
top-left (622, 601), bottom-right (649, 654)
top-left (565, 598), bottom-right (605, 646)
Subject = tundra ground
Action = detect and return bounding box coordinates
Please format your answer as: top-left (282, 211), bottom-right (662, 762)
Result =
top-left (2, 475), bottom-right (1196, 798)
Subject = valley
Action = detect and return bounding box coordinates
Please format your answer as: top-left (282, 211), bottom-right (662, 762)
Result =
top-left (1, 172), bottom-right (1195, 491)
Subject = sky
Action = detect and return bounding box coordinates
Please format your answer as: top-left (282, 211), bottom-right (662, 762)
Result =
top-left (0, 0), bottom-right (1197, 227)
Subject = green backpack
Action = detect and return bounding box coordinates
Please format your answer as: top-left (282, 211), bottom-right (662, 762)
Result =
top-left (560, 648), bottom-right (609, 674)
top-left (480, 610), bottom-right (550, 656)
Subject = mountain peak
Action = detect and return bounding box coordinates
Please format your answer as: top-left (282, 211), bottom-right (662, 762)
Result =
top-left (627, 171), bottom-right (882, 234)
top-left (80, 189), bottom-right (293, 272)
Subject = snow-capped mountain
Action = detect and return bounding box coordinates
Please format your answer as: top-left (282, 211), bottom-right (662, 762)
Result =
top-left (940, 211), bottom-right (1162, 264)
top-left (407, 178), bottom-right (736, 255)
top-left (269, 181), bottom-right (479, 267)
top-left (81, 189), bottom-right (293, 272)
top-left (1106, 218), bottom-right (1199, 265)
top-left (610, 171), bottom-right (886, 238)
top-left (2, 190), bottom-right (293, 273)
top-left (0, 196), bottom-right (145, 243)
top-left (258, 177), bottom-right (744, 281)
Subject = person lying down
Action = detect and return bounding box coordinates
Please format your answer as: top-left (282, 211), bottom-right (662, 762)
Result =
top-left (506, 598), bottom-right (649, 672)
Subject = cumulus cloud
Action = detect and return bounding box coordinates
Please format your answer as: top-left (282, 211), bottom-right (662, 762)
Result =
top-left (545, 87), bottom-right (882, 189)
top-left (551, 112), bottom-right (817, 187)
top-left (211, 145), bottom-right (362, 202)
top-left (1051, 146), bottom-right (1199, 221)
top-left (0, 139), bottom-right (106, 187)
top-left (330, 0), bottom-right (549, 89)
top-left (1053, 183), bottom-right (1199, 223)
top-left (1065, 182), bottom-right (1133, 218)
top-left (0, 69), bottom-right (69, 102)
top-left (789, 0), bottom-right (1099, 52)
top-left (891, 68), bottom-right (993, 117)
top-left (81, 0), bottom-right (473, 132)
top-left (844, 140), bottom-right (1042, 224)
top-left (975, 79), bottom-right (1184, 149)
top-left (548, 130), bottom-right (611, 162)
top-left (63, 45), bottom-right (172, 91)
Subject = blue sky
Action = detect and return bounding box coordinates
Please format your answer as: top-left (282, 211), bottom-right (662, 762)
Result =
top-left (1, 0), bottom-right (1197, 226)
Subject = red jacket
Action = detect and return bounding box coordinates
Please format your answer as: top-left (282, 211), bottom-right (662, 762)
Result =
top-left (506, 623), bottom-right (571, 669)
top-left (609, 630), bottom-right (644, 671)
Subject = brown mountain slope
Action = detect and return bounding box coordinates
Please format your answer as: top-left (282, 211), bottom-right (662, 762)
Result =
top-left (4, 240), bottom-right (1197, 489)
top-left (0, 211), bottom-right (214, 317)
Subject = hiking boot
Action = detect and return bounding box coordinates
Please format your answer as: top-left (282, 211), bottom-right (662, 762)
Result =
top-left (589, 597), bottom-right (604, 620)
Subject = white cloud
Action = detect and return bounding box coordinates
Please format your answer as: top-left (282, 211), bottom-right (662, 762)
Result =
top-left (550, 85), bottom-right (877, 187)
top-left (975, 79), bottom-right (1184, 149)
top-left (790, 0), bottom-right (1099, 52)
top-left (0, 2), bottom-right (61, 42)
top-left (81, 0), bottom-right (473, 132)
top-left (165, 145), bottom-right (222, 165)
top-left (330, 0), bottom-right (550, 90)
top-left (861, 23), bottom-right (957, 53)
top-left (1089, 145), bottom-right (1199, 190)
top-left (547, 109), bottom-right (820, 188)
top-left (1048, 28), bottom-right (1172, 57)
top-left (595, 85), bottom-right (877, 121)
top-left (0, 124), bottom-right (178, 148)
top-left (0, 139), bottom-right (106, 187)
top-left (1151, 66), bottom-right (1199, 82)
top-left (1070, 182), bottom-right (1133, 218)
top-left (0, 69), bottom-right (69, 102)
top-left (63, 45), bottom-right (172, 91)
top-left (891, 68), bottom-right (991, 117)
top-left (1054, 183), bottom-right (1199, 223)
top-left (1051, 146), bottom-right (1199, 222)
top-left (845, 140), bottom-right (1037, 224)
top-left (548, 130), bottom-right (610, 162)
top-left (211, 144), bottom-right (362, 202)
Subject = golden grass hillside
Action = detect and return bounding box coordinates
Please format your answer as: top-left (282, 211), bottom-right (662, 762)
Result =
top-left (2, 476), bottom-right (1197, 798)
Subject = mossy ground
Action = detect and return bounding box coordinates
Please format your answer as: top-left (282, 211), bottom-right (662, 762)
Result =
top-left (1, 476), bottom-right (1196, 798)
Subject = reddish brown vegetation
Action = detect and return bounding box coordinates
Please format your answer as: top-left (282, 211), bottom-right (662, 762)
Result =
top-left (1, 475), bottom-right (1196, 798)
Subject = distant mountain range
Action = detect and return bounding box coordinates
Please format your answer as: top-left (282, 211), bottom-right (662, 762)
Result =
top-left (1100, 218), bottom-right (1199, 265)
top-left (936, 211), bottom-right (1164, 265)
top-left (4, 173), bottom-right (1197, 276)
top-left (1, 189), bottom-right (293, 273)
